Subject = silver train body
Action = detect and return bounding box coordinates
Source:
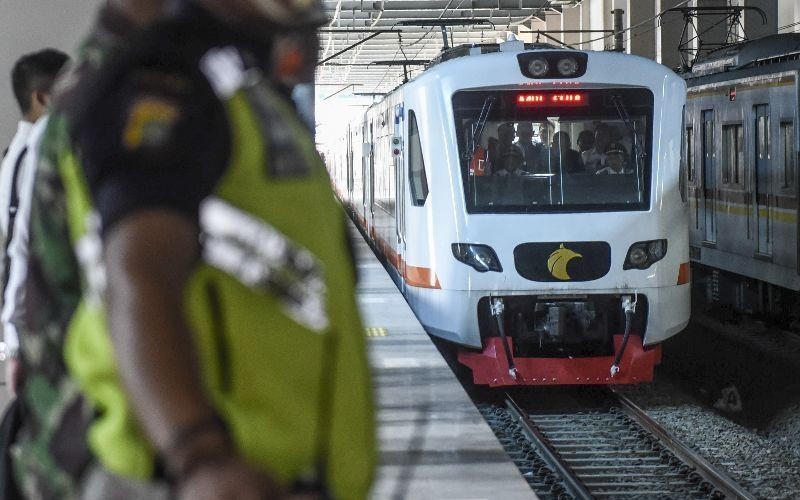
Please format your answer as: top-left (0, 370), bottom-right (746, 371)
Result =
top-left (684, 34), bottom-right (800, 319)
top-left (326, 41), bottom-right (690, 386)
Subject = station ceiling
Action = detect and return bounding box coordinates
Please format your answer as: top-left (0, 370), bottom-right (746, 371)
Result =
top-left (316, 0), bottom-right (582, 95)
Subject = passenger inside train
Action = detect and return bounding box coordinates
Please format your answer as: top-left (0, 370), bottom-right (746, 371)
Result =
top-left (547, 130), bottom-right (583, 174)
top-left (576, 129), bottom-right (595, 154)
top-left (595, 142), bottom-right (633, 175)
top-left (581, 123), bottom-right (613, 173)
top-left (458, 91), bottom-right (650, 213)
top-left (515, 121), bottom-right (543, 171)
top-left (487, 122), bottom-right (525, 175)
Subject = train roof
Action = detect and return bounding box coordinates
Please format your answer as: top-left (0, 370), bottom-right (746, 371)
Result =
top-left (687, 33), bottom-right (800, 80)
top-left (371, 40), bottom-right (680, 104)
top-left (426, 41), bottom-right (559, 70)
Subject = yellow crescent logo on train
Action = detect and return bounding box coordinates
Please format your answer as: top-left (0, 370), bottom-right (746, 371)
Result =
top-left (547, 244), bottom-right (583, 281)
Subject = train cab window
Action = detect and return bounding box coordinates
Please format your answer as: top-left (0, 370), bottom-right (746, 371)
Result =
top-left (453, 88), bottom-right (654, 213)
top-left (408, 110), bottom-right (429, 206)
top-left (722, 124), bottom-right (744, 186)
top-left (780, 122), bottom-right (795, 190)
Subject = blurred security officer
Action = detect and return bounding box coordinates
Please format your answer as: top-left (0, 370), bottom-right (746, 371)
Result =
top-left (22, 0), bottom-right (376, 499)
top-left (10, 1), bottom-right (167, 498)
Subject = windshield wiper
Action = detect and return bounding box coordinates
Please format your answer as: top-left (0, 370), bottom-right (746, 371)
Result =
top-left (466, 96), bottom-right (496, 160)
top-left (611, 94), bottom-right (645, 201)
top-left (610, 94), bottom-right (644, 163)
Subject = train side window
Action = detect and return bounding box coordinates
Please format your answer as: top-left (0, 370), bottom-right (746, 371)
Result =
top-left (722, 124), bottom-right (743, 186)
top-left (780, 121), bottom-right (795, 190)
top-left (408, 110), bottom-right (429, 206)
top-left (686, 127), bottom-right (694, 184)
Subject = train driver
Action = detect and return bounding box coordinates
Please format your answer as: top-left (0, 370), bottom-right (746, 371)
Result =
top-left (595, 142), bottom-right (632, 174)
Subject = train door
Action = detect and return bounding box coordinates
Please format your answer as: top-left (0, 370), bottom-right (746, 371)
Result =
top-left (392, 105), bottom-right (406, 289)
top-left (346, 125), bottom-right (354, 202)
top-left (369, 122), bottom-right (376, 231)
top-left (361, 120), bottom-right (371, 232)
top-left (754, 104), bottom-right (772, 256)
top-left (702, 110), bottom-right (717, 243)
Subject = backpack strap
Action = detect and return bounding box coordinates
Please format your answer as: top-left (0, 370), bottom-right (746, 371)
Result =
top-left (2, 145), bottom-right (28, 294)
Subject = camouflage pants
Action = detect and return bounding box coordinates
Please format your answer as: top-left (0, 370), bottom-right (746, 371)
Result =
top-left (79, 465), bottom-right (172, 500)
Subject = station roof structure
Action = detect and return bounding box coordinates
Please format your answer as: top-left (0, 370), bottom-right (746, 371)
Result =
top-left (316, 0), bottom-right (582, 94)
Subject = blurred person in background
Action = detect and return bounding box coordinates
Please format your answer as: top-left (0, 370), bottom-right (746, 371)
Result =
top-left (0, 47), bottom-right (69, 500)
top-left (0, 49), bottom-right (68, 395)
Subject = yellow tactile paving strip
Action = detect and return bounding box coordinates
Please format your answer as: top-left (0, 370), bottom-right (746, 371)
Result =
top-left (365, 327), bottom-right (388, 337)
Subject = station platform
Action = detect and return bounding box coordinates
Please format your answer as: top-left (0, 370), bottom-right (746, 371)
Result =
top-left (352, 226), bottom-right (535, 500)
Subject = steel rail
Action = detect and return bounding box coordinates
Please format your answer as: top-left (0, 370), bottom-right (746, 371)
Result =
top-left (505, 395), bottom-right (594, 500)
top-left (611, 388), bottom-right (757, 500)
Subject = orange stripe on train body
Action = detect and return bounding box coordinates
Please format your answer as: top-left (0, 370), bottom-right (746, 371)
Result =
top-left (404, 264), bottom-right (441, 289)
top-left (677, 262), bottom-right (691, 285)
top-left (372, 233), bottom-right (441, 289)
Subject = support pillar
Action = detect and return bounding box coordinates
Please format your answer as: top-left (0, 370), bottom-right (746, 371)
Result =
top-left (656, 0), bottom-right (685, 69)
top-left (626, 0), bottom-right (655, 58)
top-left (562, 5), bottom-right (582, 48)
top-left (588, 0), bottom-right (609, 51)
top-left (695, 0), bottom-right (729, 55)
top-left (742, 0), bottom-right (778, 39)
top-left (580, 1), bottom-right (592, 49)
top-left (778, 0), bottom-right (800, 33)
top-left (546, 10), bottom-right (563, 45)
top-left (520, 16), bottom-right (547, 43)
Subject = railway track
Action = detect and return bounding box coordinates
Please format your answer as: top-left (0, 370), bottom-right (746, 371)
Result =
top-left (480, 389), bottom-right (756, 500)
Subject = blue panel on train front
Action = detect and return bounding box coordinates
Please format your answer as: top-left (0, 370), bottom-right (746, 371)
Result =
top-left (514, 241), bottom-right (611, 282)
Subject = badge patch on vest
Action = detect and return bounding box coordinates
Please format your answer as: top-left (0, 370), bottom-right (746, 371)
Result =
top-left (199, 197), bottom-right (328, 332)
top-left (122, 97), bottom-right (180, 150)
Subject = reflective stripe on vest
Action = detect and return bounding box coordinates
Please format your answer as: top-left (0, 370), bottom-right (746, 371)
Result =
top-left (200, 196), bottom-right (328, 332)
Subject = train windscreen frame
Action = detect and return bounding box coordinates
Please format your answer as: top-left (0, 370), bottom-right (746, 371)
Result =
top-left (453, 88), bottom-right (654, 214)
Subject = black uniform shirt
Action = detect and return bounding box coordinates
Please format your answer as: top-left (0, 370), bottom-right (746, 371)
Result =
top-left (73, 5), bottom-right (265, 234)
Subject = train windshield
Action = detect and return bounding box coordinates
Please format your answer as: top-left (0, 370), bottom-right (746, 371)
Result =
top-left (453, 88), bottom-right (654, 213)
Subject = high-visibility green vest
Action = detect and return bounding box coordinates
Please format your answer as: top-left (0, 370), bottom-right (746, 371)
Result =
top-left (57, 49), bottom-right (375, 499)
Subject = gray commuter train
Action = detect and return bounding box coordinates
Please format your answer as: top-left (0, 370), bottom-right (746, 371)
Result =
top-left (684, 33), bottom-right (800, 322)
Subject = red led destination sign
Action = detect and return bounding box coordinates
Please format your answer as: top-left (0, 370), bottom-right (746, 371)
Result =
top-left (517, 92), bottom-right (589, 107)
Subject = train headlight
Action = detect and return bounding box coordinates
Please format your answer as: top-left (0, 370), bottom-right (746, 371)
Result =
top-left (624, 239), bottom-right (668, 270)
top-left (556, 57), bottom-right (579, 77)
top-left (452, 244), bottom-right (503, 273)
top-left (518, 52), bottom-right (588, 79)
top-left (628, 247), bottom-right (648, 267)
top-left (527, 57), bottom-right (550, 78)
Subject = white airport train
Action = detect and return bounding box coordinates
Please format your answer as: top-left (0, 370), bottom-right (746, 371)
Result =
top-left (326, 40), bottom-right (690, 386)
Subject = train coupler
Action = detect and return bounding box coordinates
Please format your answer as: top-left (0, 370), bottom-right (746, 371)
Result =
top-left (490, 297), bottom-right (518, 380)
top-left (611, 294), bottom-right (638, 377)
